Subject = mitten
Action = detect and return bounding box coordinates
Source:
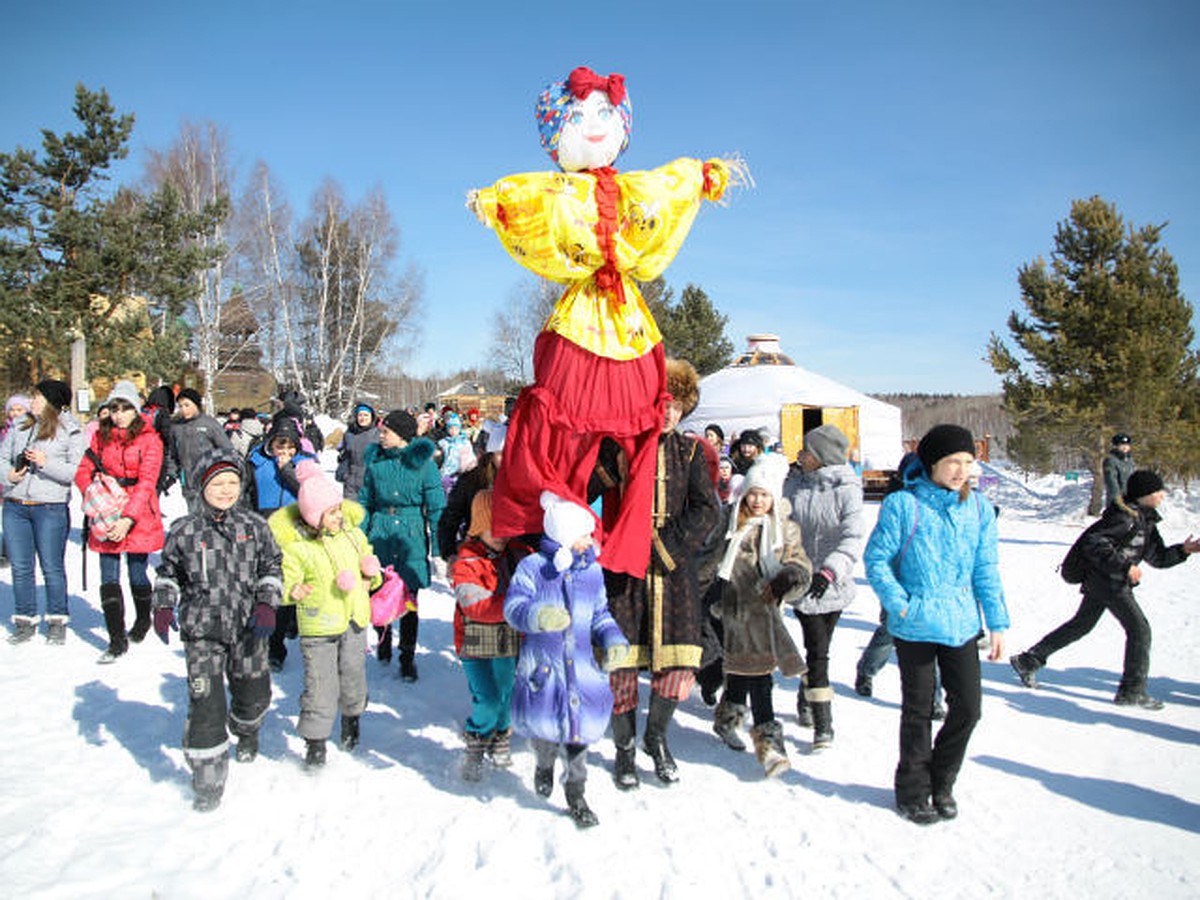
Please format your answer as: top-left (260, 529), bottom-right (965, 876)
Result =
top-left (247, 602), bottom-right (276, 640)
top-left (807, 569), bottom-right (834, 600)
top-left (536, 606), bottom-right (570, 632)
top-left (153, 607), bottom-right (177, 645)
top-left (768, 566), bottom-right (803, 601)
top-left (360, 554), bottom-right (382, 578)
top-left (337, 569), bottom-right (358, 592)
top-left (601, 643), bottom-right (629, 672)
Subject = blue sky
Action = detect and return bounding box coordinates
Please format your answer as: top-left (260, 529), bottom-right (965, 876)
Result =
top-left (3, 1), bottom-right (1198, 394)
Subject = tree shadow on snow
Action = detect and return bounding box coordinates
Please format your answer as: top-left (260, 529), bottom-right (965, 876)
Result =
top-left (73, 675), bottom-right (190, 786)
top-left (975, 755), bottom-right (1200, 833)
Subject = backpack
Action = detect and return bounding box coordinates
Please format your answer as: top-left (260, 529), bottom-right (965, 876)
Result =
top-left (1059, 517), bottom-right (1138, 584)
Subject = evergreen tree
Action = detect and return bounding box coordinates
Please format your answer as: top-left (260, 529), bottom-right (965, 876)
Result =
top-left (640, 278), bottom-right (734, 376)
top-left (989, 196), bottom-right (1199, 512)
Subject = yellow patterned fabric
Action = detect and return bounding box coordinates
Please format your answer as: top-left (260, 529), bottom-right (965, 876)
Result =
top-left (473, 158), bottom-right (730, 360)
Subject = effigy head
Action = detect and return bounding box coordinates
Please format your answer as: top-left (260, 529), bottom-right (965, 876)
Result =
top-left (535, 66), bottom-right (632, 172)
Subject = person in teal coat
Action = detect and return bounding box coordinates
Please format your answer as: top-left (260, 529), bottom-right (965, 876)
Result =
top-left (359, 409), bottom-right (445, 680)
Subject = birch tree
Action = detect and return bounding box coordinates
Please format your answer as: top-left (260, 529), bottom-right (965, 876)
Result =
top-left (488, 276), bottom-right (558, 387)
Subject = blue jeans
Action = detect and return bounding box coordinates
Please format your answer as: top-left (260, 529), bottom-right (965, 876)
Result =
top-left (858, 608), bottom-right (943, 701)
top-left (3, 501), bottom-right (70, 618)
top-left (98, 552), bottom-right (151, 589)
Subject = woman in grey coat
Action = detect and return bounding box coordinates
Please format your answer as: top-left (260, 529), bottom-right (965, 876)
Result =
top-left (783, 424), bottom-right (865, 750)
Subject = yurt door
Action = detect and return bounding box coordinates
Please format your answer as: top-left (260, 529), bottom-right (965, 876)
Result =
top-left (780, 404), bottom-right (860, 462)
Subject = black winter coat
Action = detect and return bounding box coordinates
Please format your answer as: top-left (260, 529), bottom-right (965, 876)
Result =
top-left (1078, 497), bottom-right (1187, 596)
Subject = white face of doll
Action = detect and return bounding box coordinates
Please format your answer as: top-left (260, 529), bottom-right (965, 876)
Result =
top-left (556, 91), bottom-right (625, 172)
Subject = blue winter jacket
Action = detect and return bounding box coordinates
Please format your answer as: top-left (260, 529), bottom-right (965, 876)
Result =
top-left (504, 542), bottom-right (629, 745)
top-left (864, 473), bottom-right (1009, 647)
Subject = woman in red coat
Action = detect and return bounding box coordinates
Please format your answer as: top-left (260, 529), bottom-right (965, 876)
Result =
top-left (75, 381), bottom-right (164, 662)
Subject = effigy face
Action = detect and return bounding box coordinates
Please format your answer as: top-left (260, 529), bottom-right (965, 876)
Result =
top-left (555, 91), bottom-right (625, 173)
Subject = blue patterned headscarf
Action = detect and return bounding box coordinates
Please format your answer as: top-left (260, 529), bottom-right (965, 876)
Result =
top-left (535, 66), bottom-right (633, 167)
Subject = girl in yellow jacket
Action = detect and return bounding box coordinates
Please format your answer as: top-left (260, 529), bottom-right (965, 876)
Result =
top-left (269, 459), bottom-right (381, 768)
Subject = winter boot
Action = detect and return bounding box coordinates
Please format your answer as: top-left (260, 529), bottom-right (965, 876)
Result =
top-left (1010, 652), bottom-right (1042, 688)
top-left (896, 799), bottom-right (940, 825)
top-left (712, 698), bottom-right (747, 751)
top-left (564, 782), bottom-right (599, 829)
top-left (796, 676), bottom-right (813, 727)
top-left (398, 645), bottom-right (419, 682)
top-left (304, 739), bottom-right (327, 769)
top-left (854, 672), bottom-right (873, 697)
top-left (193, 786), bottom-right (224, 813)
top-left (534, 763), bottom-right (555, 798)
top-left (811, 699), bottom-right (834, 751)
top-left (932, 788), bottom-right (958, 820)
top-left (375, 625), bottom-right (392, 664)
top-left (7, 617), bottom-right (37, 645)
top-left (461, 731), bottom-right (488, 782)
top-left (46, 616), bottom-right (68, 645)
top-left (235, 732), bottom-right (259, 763)
top-left (97, 584), bottom-right (128, 664)
top-left (127, 584), bottom-right (153, 643)
top-left (487, 728), bottom-right (513, 768)
top-left (1113, 688), bottom-right (1165, 710)
top-left (610, 709), bottom-right (640, 791)
top-left (340, 715), bottom-right (360, 751)
top-left (750, 720), bottom-right (791, 778)
top-left (641, 694), bottom-right (680, 784)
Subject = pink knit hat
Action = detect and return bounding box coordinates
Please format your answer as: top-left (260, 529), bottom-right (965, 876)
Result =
top-left (296, 459), bottom-right (343, 528)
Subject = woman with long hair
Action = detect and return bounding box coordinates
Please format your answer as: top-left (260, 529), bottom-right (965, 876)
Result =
top-left (74, 381), bottom-right (164, 662)
top-left (3, 381), bottom-right (84, 644)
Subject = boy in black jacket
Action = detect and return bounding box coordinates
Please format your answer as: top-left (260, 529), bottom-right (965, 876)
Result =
top-left (153, 447), bottom-right (284, 811)
top-left (1011, 470), bottom-right (1199, 709)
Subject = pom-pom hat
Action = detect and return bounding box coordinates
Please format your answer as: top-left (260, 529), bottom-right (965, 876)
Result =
top-left (541, 491), bottom-right (597, 572)
top-left (296, 458), bottom-right (343, 528)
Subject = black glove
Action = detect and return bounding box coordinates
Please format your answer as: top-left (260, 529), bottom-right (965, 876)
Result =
top-left (807, 570), bottom-right (832, 600)
top-left (768, 566), bottom-right (803, 601)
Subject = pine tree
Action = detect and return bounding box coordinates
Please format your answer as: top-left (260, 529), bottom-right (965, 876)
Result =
top-left (989, 196), bottom-right (1199, 512)
top-left (640, 279), bottom-right (734, 376)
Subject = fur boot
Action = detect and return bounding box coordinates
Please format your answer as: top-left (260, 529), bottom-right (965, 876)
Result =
top-left (487, 728), bottom-right (513, 768)
top-left (461, 730), bottom-right (488, 782)
top-left (713, 698), bottom-right (747, 751)
top-left (751, 720), bottom-right (791, 778)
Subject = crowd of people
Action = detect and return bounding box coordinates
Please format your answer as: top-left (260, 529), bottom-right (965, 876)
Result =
top-left (3, 376), bottom-right (1196, 827)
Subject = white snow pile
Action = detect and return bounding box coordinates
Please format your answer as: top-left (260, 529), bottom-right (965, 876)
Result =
top-left (2, 462), bottom-right (1199, 898)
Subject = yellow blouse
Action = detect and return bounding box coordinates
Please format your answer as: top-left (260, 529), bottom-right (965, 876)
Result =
top-left (473, 157), bottom-right (731, 360)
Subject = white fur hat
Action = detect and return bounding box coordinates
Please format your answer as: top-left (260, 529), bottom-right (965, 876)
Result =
top-left (739, 453), bottom-right (789, 502)
top-left (540, 491), bottom-right (597, 571)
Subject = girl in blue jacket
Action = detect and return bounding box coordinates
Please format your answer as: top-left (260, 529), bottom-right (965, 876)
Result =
top-left (864, 424), bottom-right (1009, 826)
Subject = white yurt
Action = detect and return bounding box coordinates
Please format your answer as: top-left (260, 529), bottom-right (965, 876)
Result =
top-left (682, 334), bottom-right (904, 470)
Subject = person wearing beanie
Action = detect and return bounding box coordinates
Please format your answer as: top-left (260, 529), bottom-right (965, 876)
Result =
top-left (1103, 433), bottom-right (1135, 509)
top-left (3, 382), bottom-right (85, 645)
top-left (75, 380), bottom-right (165, 662)
top-left (704, 423), bottom-right (725, 455)
top-left (268, 458), bottom-right (381, 768)
top-left (782, 423), bottom-right (865, 751)
top-left (731, 429), bottom-right (765, 476)
top-left (35, 379), bottom-right (71, 412)
top-left (171, 387), bottom-right (234, 513)
top-left (709, 454), bottom-right (811, 777)
top-left (335, 402), bottom-right (379, 500)
top-left (503, 491), bottom-right (629, 828)
top-left (1011, 469), bottom-right (1199, 710)
top-left (603, 358), bottom-right (720, 790)
top-left (863, 423), bottom-right (1009, 825)
top-left (358, 408), bottom-right (445, 680)
top-left (449, 489), bottom-right (536, 782)
top-left (151, 446), bottom-right (283, 811)
top-left (439, 422), bottom-right (507, 566)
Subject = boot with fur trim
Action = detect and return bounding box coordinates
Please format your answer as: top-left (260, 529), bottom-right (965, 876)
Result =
top-left (751, 720), bottom-right (791, 778)
top-left (713, 698), bottom-right (747, 751)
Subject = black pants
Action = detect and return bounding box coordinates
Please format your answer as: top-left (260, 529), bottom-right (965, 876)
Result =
top-left (1029, 585), bottom-right (1150, 693)
top-left (893, 637), bottom-right (981, 806)
top-left (268, 605), bottom-right (299, 667)
top-left (723, 673), bottom-right (775, 726)
top-left (796, 609), bottom-right (841, 690)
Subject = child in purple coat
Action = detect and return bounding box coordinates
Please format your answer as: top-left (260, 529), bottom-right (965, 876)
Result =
top-left (504, 491), bottom-right (629, 828)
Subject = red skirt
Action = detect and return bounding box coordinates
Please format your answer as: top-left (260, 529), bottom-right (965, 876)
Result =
top-left (491, 332), bottom-right (665, 578)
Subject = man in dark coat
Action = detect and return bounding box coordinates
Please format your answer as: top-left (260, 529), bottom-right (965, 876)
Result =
top-left (603, 359), bottom-right (720, 788)
top-left (1102, 433), bottom-right (1135, 509)
top-left (1011, 470), bottom-right (1200, 709)
top-left (171, 388), bottom-right (235, 512)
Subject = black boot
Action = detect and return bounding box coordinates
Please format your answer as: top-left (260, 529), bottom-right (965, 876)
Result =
top-left (534, 763), bottom-right (555, 797)
top-left (235, 732), bottom-right (259, 763)
top-left (610, 709), bottom-right (640, 790)
top-left (564, 782), bottom-right (599, 829)
top-left (398, 612), bottom-right (419, 681)
top-left (375, 625), bottom-right (392, 663)
top-left (305, 739), bottom-right (327, 769)
top-left (98, 584), bottom-right (128, 664)
top-left (340, 715), bottom-right (360, 751)
top-left (811, 700), bottom-right (834, 751)
top-left (128, 585), bottom-right (153, 643)
top-left (641, 694), bottom-right (680, 784)
top-left (796, 677), bottom-right (813, 727)
top-left (398, 645), bottom-right (419, 682)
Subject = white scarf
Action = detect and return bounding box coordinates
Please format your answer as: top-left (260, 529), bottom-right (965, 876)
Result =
top-left (717, 509), bottom-right (784, 583)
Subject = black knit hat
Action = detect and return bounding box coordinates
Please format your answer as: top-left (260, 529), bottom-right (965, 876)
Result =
top-left (917, 424), bottom-right (976, 473)
top-left (1125, 470), bottom-right (1163, 500)
top-left (382, 409), bottom-right (418, 441)
top-left (35, 379), bottom-right (71, 411)
top-left (1112, 433), bottom-right (1132, 447)
top-left (177, 387), bottom-right (203, 409)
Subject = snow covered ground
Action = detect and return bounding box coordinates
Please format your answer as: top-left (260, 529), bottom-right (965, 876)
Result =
top-left (2, 461), bottom-right (1199, 898)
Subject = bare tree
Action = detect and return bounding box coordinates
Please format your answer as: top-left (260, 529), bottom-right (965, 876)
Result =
top-left (489, 276), bottom-right (558, 386)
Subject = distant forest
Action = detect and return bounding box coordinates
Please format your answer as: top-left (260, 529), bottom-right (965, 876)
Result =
top-left (874, 394), bottom-right (1013, 459)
